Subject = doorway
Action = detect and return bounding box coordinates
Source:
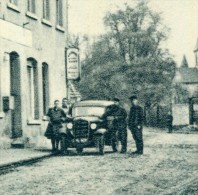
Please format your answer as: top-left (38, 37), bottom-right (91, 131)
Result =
top-left (189, 97), bottom-right (198, 125)
top-left (10, 52), bottom-right (22, 138)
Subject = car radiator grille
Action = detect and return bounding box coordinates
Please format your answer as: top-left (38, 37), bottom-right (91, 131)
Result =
top-left (74, 120), bottom-right (89, 139)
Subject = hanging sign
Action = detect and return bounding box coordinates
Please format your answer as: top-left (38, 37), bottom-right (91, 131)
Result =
top-left (66, 48), bottom-right (80, 80)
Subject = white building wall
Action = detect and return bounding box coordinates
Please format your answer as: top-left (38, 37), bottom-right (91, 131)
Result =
top-left (172, 104), bottom-right (189, 126)
top-left (0, 0), bottom-right (68, 147)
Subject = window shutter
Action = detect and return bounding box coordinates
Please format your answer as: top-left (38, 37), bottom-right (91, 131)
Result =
top-left (27, 0), bottom-right (30, 11)
top-left (59, 0), bottom-right (63, 26)
top-left (56, 0), bottom-right (59, 24)
top-left (32, 0), bottom-right (36, 13)
top-left (10, 0), bottom-right (18, 5)
top-left (46, 0), bottom-right (50, 20)
top-left (56, 0), bottom-right (63, 26)
top-left (43, 0), bottom-right (45, 18)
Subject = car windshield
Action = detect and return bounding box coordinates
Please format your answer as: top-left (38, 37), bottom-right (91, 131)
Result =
top-left (72, 106), bottom-right (106, 117)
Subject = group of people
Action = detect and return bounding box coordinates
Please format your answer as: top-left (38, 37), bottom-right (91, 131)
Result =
top-left (102, 95), bottom-right (144, 155)
top-left (44, 95), bottom-right (145, 155)
top-left (44, 95), bottom-right (174, 155)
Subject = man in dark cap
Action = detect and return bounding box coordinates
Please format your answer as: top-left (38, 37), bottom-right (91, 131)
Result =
top-left (128, 96), bottom-right (144, 155)
top-left (102, 98), bottom-right (127, 153)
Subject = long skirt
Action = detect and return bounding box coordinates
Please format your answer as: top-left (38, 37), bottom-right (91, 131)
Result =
top-left (44, 123), bottom-right (62, 140)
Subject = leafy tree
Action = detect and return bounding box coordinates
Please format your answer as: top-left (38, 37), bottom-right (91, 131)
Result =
top-left (78, 1), bottom-right (176, 111)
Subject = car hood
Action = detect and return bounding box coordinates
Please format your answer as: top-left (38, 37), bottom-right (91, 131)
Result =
top-left (73, 116), bottom-right (102, 122)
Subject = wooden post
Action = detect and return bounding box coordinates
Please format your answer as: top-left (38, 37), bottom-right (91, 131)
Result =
top-left (189, 98), bottom-right (193, 125)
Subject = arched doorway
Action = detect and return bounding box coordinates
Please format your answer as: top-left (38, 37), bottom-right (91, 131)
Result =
top-left (10, 52), bottom-right (22, 138)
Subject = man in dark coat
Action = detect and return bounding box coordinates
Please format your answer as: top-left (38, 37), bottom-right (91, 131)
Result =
top-left (102, 98), bottom-right (127, 153)
top-left (46, 100), bottom-right (66, 152)
top-left (166, 111), bottom-right (173, 133)
top-left (128, 96), bottom-right (144, 155)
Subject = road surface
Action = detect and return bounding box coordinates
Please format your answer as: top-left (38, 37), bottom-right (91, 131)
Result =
top-left (0, 128), bottom-right (197, 195)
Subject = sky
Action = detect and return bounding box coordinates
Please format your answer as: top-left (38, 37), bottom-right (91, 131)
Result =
top-left (68, 0), bottom-right (198, 67)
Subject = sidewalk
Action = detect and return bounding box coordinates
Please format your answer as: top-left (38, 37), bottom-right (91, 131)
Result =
top-left (0, 136), bottom-right (52, 167)
top-left (0, 148), bottom-right (52, 166)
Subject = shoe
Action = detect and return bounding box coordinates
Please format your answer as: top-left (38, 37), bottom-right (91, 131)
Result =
top-left (131, 151), bottom-right (143, 155)
top-left (60, 150), bottom-right (68, 155)
top-left (120, 150), bottom-right (127, 153)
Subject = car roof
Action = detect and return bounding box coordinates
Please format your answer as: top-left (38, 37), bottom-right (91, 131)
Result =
top-left (73, 100), bottom-right (115, 107)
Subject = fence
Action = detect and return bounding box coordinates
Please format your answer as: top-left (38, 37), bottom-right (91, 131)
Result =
top-left (145, 105), bottom-right (170, 128)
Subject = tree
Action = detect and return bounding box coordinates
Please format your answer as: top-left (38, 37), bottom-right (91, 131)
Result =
top-left (78, 1), bottom-right (176, 110)
top-left (104, 2), bottom-right (169, 64)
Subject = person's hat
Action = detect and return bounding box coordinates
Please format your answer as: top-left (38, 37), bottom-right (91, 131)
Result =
top-left (129, 95), bottom-right (138, 100)
top-left (113, 98), bottom-right (120, 102)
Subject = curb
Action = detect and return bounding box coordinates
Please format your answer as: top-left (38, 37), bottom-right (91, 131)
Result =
top-left (0, 153), bottom-right (54, 175)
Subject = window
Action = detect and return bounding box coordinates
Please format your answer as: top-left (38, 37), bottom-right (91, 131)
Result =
top-left (56, 0), bottom-right (63, 26)
top-left (42, 63), bottom-right (49, 115)
top-left (27, 0), bottom-right (36, 14)
top-left (43, 0), bottom-right (50, 20)
top-left (27, 59), bottom-right (39, 120)
top-left (10, 0), bottom-right (18, 5)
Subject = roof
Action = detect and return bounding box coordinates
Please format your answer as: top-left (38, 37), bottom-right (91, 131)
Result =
top-left (73, 100), bottom-right (115, 107)
top-left (180, 55), bottom-right (188, 68)
top-left (174, 67), bottom-right (198, 83)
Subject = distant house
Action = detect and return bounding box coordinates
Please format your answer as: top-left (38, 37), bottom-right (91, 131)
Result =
top-left (172, 39), bottom-right (198, 126)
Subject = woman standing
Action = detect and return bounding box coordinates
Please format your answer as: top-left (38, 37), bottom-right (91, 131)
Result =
top-left (45, 100), bottom-right (66, 152)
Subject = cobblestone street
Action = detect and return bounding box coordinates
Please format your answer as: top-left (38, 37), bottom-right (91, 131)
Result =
top-left (0, 128), bottom-right (197, 195)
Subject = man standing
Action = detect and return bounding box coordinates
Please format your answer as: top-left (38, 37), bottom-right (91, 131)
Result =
top-left (62, 98), bottom-right (72, 116)
top-left (102, 98), bottom-right (127, 153)
top-left (128, 96), bottom-right (144, 155)
top-left (166, 111), bottom-right (173, 133)
top-left (46, 100), bottom-right (66, 152)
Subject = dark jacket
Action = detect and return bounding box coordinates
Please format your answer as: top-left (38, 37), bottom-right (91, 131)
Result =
top-left (128, 105), bottom-right (144, 129)
top-left (47, 107), bottom-right (66, 124)
top-left (102, 104), bottom-right (127, 125)
top-left (166, 115), bottom-right (173, 125)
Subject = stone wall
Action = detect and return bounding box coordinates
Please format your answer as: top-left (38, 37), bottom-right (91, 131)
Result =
top-left (172, 104), bottom-right (189, 126)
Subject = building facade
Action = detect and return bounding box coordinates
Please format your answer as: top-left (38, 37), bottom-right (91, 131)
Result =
top-left (0, 0), bottom-right (68, 147)
top-left (172, 40), bottom-right (198, 126)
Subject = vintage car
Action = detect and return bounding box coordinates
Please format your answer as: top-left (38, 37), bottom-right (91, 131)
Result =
top-left (60, 100), bottom-right (116, 154)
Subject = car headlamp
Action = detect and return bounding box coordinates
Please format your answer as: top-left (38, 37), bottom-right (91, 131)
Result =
top-left (67, 123), bottom-right (73, 129)
top-left (90, 123), bottom-right (97, 130)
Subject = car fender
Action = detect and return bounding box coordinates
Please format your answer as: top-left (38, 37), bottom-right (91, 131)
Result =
top-left (94, 128), bottom-right (107, 135)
